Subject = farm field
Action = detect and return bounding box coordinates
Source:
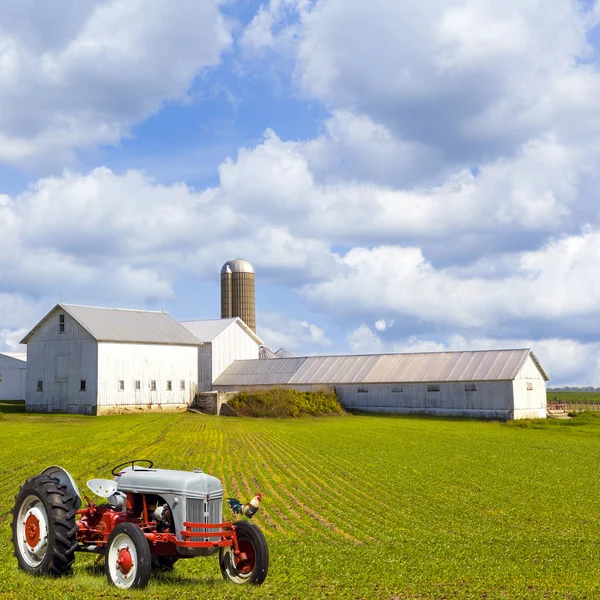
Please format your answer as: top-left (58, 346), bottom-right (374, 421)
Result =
top-left (1, 411), bottom-right (600, 599)
top-left (547, 391), bottom-right (600, 404)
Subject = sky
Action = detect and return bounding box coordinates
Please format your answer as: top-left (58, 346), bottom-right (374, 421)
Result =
top-left (1, 0), bottom-right (600, 386)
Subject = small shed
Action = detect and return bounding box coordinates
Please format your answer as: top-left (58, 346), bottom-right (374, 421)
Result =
top-left (213, 349), bottom-right (549, 420)
top-left (180, 318), bottom-right (263, 392)
top-left (0, 352), bottom-right (27, 400)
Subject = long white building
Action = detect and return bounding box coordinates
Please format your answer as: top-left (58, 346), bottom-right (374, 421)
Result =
top-left (214, 349), bottom-right (549, 420)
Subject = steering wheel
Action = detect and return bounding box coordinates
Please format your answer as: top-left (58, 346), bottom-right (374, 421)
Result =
top-left (111, 459), bottom-right (154, 476)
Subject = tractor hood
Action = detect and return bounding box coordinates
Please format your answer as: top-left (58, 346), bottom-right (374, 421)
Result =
top-left (114, 467), bottom-right (223, 500)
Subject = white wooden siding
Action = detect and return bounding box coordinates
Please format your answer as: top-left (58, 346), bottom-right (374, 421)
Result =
top-left (513, 354), bottom-right (547, 418)
top-left (97, 343), bottom-right (198, 408)
top-left (25, 310), bottom-right (98, 413)
top-left (215, 380), bottom-right (519, 419)
top-left (211, 322), bottom-right (259, 383)
top-left (0, 355), bottom-right (26, 400)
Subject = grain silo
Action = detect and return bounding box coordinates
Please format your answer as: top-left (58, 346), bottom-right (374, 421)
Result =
top-left (221, 258), bottom-right (256, 332)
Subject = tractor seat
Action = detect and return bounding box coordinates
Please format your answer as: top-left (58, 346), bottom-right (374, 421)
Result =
top-left (87, 479), bottom-right (118, 498)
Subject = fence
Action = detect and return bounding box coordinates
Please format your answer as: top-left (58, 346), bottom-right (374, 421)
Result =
top-left (548, 401), bottom-right (600, 412)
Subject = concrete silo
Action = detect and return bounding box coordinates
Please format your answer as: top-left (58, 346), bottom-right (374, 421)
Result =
top-left (221, 258), bottom-right (256, 332)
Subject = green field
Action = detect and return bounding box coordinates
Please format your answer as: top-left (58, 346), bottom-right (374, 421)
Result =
top-left (547, 391), bottom-right (600, 405)
top-left (2, 410), bottom-right (600, 599)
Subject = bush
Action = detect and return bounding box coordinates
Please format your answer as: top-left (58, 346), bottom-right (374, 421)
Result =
top-left (228, 387), bottom-right (346, 418)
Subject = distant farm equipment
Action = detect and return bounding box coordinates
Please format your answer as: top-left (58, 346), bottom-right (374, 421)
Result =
top-left (11, 460), bottom-right (268, 589)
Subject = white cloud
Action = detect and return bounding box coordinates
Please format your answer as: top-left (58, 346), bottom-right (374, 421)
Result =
top-left (346, 324), bottom-right (384, 354)
top-left (292, 0), bottom-right (600, 163)
top-left (374, 319), bottom-right (394, 332)
top-left (303, 233), bottom-right (600, 336)
top-left (0, 0), bottom-right (232, 166)
top-left (258, 312), bottom-right (332, 352)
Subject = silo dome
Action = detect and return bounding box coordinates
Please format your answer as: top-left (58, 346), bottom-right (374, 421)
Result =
top-left (220, 258), bottom-right (256, 332)
top-left (221, 258), bottom-right (254, 274)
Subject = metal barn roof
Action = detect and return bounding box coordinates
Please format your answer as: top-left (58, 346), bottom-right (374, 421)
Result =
top-left (214, 349), bottom-right (549, 386)
top-left (0, 352), bottom-right (27, 365)
top-left (21, 304), bottom-right (201, 346)
top-left (180, 317), bottom-right (263, 345)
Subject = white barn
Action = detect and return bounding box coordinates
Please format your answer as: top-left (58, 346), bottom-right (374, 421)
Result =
top-left (214, 349), bottom-right (549, 420)
top-left (0, 352), bottom-right (27, 400)
top-left (180, 318), bottom-right (263, 392)
top-left (22, 304), bottom-right (201, 415)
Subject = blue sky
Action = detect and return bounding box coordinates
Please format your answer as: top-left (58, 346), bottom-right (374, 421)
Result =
top-left (2, 0), bottom-right (600, 385)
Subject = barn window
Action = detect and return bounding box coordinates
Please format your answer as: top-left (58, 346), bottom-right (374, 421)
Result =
top-left (392, 386), bottom-right (403, 393)
top-left (180, 380), bottom-right (185, 391)
top-left (59, 314), bottom-right (65, 334)
top-left (527, 382), bottom-right (533, 391)
top-left (465, 383), bottom-right (477, 392)
top-left (135, 380), bottom-right (141, 391)
top-left (80, 380), bottom-right (86, 392)
top-left (427, 384), bottom-right (440, 392)
top-left (118, 380), bottom-right (124, 391)
top-left (357, 387), bottom-right (368, 393)
top-left (167, 380), bottom-right (172, 391)
top-left (37, 380), bottom-right (43, 392)
top-left (150, 380), bottom-right (157, 391)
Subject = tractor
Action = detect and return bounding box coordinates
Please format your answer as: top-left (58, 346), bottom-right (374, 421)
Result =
top-left (11, 460), bottom-right (269, 589)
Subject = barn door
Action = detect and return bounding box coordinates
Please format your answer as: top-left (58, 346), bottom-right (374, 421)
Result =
top-left (54, 382), bottom-right (68, 412)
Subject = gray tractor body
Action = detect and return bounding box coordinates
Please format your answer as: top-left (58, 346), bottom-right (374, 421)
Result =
top-left (114, 467), bottom-right (224, 557)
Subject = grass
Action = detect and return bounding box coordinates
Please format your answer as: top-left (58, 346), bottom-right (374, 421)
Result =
top-left (1, 410), bottom-right (600, 599)
top-left (228, 387), bottom-right (344, 417)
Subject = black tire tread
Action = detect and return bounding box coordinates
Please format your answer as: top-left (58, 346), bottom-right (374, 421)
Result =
top-left (105, 522), bottom-right (152, 589)
top-left (11, 474), bottom-right (78, 576)
top-left (220, 520), bottom-right (269, 585)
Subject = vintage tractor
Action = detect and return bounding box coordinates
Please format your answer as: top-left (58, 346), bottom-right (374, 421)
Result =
top-left (11, 460), bottom-right (269, 589)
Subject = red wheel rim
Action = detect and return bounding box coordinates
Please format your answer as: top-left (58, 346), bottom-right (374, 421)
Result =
top-left (25, 513), bottom-right (40, 548)
top-left (235, 538), bottom-right (256, 574)
top-left (116, 547), bottom-right (133, 575)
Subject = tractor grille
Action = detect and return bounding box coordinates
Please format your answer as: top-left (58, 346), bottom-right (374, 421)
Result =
top-left (208, 496), bottom-right (222, 530)
top-left (186, 497), bottom-right (223, 540)
top-left (187, 498), bottom-right (204, 531)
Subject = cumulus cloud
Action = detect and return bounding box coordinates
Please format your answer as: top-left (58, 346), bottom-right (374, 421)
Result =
top-left (0, 0), bottom-right (231, 166)
top-left (303, 234), bottom-right (600, 338)
top-left (0, 164), bottom-right (337, 312)
top-left (258, 312), bottom-right (332, 352)
top-left (292, 0), bottom-right (600, 162)
top-left (347, 324), bottom-right (384, 354)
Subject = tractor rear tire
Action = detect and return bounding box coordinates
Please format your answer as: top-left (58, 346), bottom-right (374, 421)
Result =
top-left (11, 474), bottom-right (78, 576)
top-left (105, 522), bottom-right (152, 589)
top-left (219, 521), bottom-right (269, 585)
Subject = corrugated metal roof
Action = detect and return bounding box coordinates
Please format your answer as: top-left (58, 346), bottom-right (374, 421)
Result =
top-left (0, 352), bottom-right (27, 365)
top-left (181, 317), bottom-right (263, 345)
top-left (214, 349), bottom-right (549, 386)
top-left (21, 304), bottom-right (201, 346)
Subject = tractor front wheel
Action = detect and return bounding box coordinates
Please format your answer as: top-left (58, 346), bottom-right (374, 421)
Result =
top-left (219, 521), bottom-right (269, 585)
top-left (11, 474), bottom-right (78, 576)
top-left (105, 523), bottom-right (152, 589)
